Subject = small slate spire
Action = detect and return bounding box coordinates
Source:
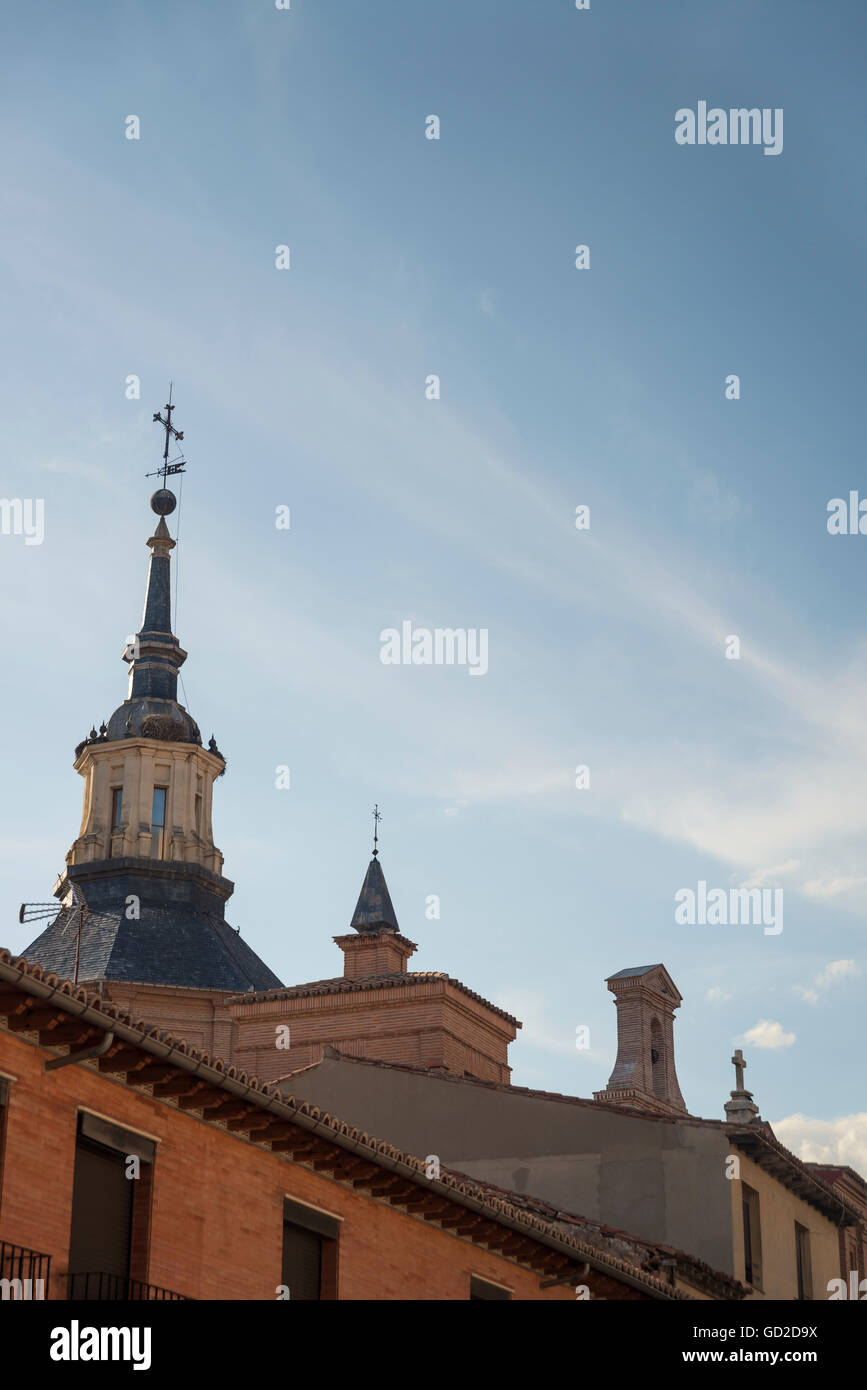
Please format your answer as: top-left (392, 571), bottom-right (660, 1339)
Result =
top-left (350, 855), bottom-right (400, 934)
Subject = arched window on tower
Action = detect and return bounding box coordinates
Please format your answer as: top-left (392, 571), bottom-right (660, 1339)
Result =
top-left (650, 1018), bottom-right (665, 1100)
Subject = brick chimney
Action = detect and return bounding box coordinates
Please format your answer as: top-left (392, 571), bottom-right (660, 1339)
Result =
top-left (335, 930), bottom-right (416, 980)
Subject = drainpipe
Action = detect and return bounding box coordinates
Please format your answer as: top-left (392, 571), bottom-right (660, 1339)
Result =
top-left (45, 1031), bottom-right (115, 1071)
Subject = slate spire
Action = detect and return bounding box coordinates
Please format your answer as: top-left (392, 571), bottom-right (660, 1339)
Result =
top-left (125, 495), bottom-right (187, 704)
top-left (350, 856), bottom-right (400, 933)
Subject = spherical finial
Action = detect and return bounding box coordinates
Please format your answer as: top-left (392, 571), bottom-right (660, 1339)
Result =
top-left (150, 488), bottom-right (177, 516)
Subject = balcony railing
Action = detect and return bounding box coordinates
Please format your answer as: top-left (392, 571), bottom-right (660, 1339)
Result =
top-left (64, 1271), bottom-right (188, 1301)
top-left (0, 1240), bottom-right (51, 1300)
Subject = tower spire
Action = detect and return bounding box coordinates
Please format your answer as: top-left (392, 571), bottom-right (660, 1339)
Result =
top-left (126, 490), bottom-right (185, 703)
top-left (123, 390), bottom-right (190, 706)
top-left (101, 391), bottom-right (198, 744)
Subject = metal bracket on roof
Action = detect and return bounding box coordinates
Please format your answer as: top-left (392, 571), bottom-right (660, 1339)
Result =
top-left (45, 1031), bottom-right (115, 1071)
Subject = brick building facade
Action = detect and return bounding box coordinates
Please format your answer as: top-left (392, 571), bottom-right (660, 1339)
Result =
top-left (0, 951), bottom-right (680, 1302)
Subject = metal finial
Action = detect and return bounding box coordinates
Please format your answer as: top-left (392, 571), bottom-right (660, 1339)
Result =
top-left (372, 804), bottom-right (382, 857)
top-left (148, 382), bottom-right (186, 502)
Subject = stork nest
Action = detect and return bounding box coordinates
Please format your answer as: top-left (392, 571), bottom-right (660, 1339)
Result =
top-left (141, 714), bottom-right (190, 742)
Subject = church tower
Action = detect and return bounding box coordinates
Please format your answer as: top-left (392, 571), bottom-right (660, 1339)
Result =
top-left (22, 396), bottom-right (281, 1055)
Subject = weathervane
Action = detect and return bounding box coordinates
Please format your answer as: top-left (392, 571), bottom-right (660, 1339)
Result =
top-left (147, 383), bottom-right (187, 487)
top-left (372, 804), bottom-right (382, 858)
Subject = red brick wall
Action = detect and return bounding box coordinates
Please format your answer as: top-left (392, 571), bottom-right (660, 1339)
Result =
top-left (336, 934), bottom-right (413, 979)
top-left (101, 983), bottom-right (236, 1064)
top-left (0, 1029), bottom-right (583, 1301)
top-left (232, 982), bottom-right (514, 1085)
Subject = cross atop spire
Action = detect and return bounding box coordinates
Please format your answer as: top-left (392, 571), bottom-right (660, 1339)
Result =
top-left (731, 1048), bottom-right (747, 1091)
top-left (148, 383), bottom-right (187, 488)
top-left (372, 804), bottom-right (382, 858)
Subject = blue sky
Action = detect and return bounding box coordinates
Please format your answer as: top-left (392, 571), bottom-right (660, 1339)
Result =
top-left (1, 0), bottom-right (865, 1168)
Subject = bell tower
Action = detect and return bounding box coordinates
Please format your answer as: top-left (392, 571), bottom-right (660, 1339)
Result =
top-left (22, 393), bottom-right (281, 1024)
top-left (594, 964), bottom-right (688, 1116)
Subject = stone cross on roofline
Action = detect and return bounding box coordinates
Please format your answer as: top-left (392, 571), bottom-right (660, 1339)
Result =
top-left (725, 1046), bottom-right (760, 1125)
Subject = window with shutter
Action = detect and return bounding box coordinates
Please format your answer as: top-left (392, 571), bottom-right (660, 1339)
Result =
top-left (281, 1198), bottom-right (340, 1301)
top-left (68, 1136), bottom-right (133, 1283)
top-left (282, 1223), bottom-right (323, 1301)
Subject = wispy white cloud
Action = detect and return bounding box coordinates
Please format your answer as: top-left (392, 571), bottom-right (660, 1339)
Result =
top-left (739, 1019), bottom-right (796, 1049)
top-left (802, 876), bottom-right (867, 900)
top-left (706, 986), bottom-right (731, 1003)
top-left (773, 1113), bottom-right (867, 1175)
top-left (795, 958), bottom-right (859, 1005)
top-left (739, 861), bottom-right (800, 890)
top-left (816, 959), bottom-right (860, 988)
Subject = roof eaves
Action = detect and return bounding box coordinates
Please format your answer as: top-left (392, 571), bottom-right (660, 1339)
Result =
top-left (729, 1126), bottom-right (863, 1224)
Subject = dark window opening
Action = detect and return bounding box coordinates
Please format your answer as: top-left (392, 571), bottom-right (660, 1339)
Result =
top-left (650, 1018), bottom-right (665, 1099)
top-left (281, 1198), bottom-right (339, 1301)
top-left (795, 1222), bottom-right (812, 1300)
top-left (742, 1183), bottom-right (763, 1289)
top-left (68, 1137), bottom-right (133, 1281)
top-left (67, 1114), bottom-right (154, 1289)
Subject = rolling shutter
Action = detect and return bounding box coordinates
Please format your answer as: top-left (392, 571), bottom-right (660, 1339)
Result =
top-left (68, 1135), bottom-right (133, 1281)
top-left (281, 1199), bottom-right (340, 1301)
top-left (281, 1223), bottom-right (322, 1301)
